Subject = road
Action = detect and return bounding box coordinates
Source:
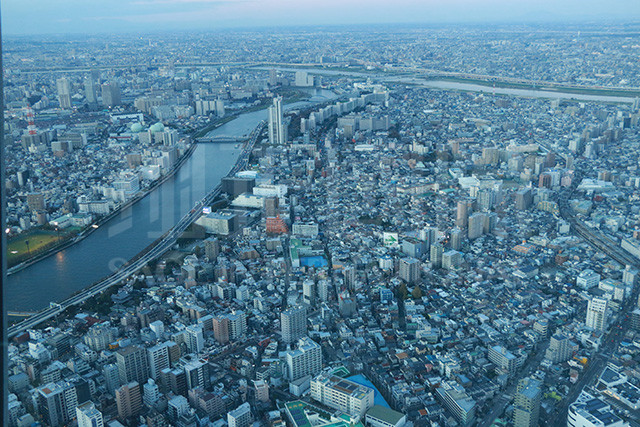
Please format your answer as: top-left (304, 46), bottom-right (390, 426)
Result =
top-left (8, 122), bottom-right (265, 339)
top-left (478, 342), bottom-right (550, 427)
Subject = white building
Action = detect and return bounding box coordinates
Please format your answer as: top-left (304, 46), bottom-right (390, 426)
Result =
top-left (76, 401), bottom-right (104, 427)
top-left (285, 337), bottom-right (322, 381)
top-left (310, 373), bottom-right (374, 418)
top-left (228, 402), bottom-right (252, 427)
top-left (586, 297), bottom-right (608, 331)
top-left (268, 97), bottom-right (286, 145)
top-left (576, 269), bottom-right (600, 290)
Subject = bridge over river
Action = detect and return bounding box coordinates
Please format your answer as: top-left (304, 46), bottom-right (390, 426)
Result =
top-left (196, 135), bottom-right (247, 143)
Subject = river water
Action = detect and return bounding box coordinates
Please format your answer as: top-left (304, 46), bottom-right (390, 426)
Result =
top-left (7, 88), bottom-right (337, 312)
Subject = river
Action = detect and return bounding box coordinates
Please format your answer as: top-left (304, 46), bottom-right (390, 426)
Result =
top-left (7, 88), bottom-right (337, 312)
top-left (259, 66), bottom-right (638, 104)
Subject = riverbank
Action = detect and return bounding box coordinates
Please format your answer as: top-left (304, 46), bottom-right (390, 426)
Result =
top-left (7, 141), bottom-right (198, 275)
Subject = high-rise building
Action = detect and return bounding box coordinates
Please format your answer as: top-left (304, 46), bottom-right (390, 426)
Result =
top-left (586, 297), bottom-right (608, 331)
top-left (204, 237), bottom-right (220, 260)
top-left (430, 244), bottom-right (444, 269)
top-left (228, 310), bottom-right (247, 340)
top-left (167, 395), bottom-right (190, 422)
top-left (76, 401), bottom-right (104, 427)
top-left (434, 381), bottom-right (476, 427)
top-left (228, 402), bottom-right (252, 427)
top-left (545, 334), bottom-right (572, 363)
top-left (513, 377), bottom-right (542, 427)
top-left (213, 316), bottom-right (230, 344)
top-left (450, 228), bottom-right (463, 250)
top-left (115, 381), bottom-right (142, 420)
top-left (268, 97), bottom-right (286, 145)
top-left (399, 257), bottom-right (420, 283)
top-left (285, 337), bottom-right (322, 381)
top-left (116, 345), bottom-right (149, 385)
top-left (147, 342), bottom-right (170, 380)
top-left (143, 379), bottom-right (160, 408)
top-left (184, 359), bottom-right (209, 390)
top-left (56, 77), bottom-right (72, 109)
top-left (468, 213), bottom-right (486, 240)
top-left (185, 325), bottom-right (204, 354)
top-left (37, 381), bottom-right (78, 427)
top-left (310, 373), bottom-right (375, 417)
top-left (456, 200), bottom-right (470, 228)
top-left (488, 345), bottom-right (519, 377)
top-left (303, 280), bottom-right (317, 306)
top-left (281, 306), bottom-right (307, 344)
top-left (101, 81), bottom-right (121, 107)
top-left (515, 188), bottom-right (533, 210)
top-left (103, 363), bottom-right (121, 394)
top-left (84, 75), bottom-right (97, 105)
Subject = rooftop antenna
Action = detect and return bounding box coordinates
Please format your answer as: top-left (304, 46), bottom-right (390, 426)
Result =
top-left (25, 105), bottom-right (37, 136)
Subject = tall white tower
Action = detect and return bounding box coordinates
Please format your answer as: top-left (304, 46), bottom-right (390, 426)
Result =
top-left (268, 96), bottom-right (286, 145)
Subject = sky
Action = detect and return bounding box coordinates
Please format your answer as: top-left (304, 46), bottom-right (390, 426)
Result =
top-left (2, 0), bottom-right (640, 35)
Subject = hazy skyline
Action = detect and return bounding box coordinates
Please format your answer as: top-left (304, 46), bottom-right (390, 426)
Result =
top-left (3, 0), bottom-right (640, 35)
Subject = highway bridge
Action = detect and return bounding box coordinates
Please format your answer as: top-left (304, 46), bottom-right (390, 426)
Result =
top-left (196, 135), bottom-right (247, 143)
top-left (8, 121), bottom-right (266, 339)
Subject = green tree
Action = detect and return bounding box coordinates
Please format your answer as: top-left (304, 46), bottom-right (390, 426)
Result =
top-left (397, 283), bottom-right (408, 300)
top-left (412, 286), bottom-right (423, 299)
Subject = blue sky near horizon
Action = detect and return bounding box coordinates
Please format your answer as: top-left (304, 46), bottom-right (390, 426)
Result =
top-left (2, 0), bottom-right (640, 35)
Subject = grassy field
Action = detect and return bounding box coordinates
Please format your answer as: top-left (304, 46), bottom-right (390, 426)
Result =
top-left (7, 230), bottom-right (61, 263)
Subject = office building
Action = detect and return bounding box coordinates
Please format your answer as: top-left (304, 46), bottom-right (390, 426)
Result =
top-left (468, 212), bottom-right (485, 240)
top-left (76, 401), bottom-right (104, 427)
top-left (577, 269), bottom-right (601, 290)
top-left (228, 402), bottom-right (252, 427)
top-left (101, 81), bottom-right (121, 107)
top-left (513, 378), bottom-right (542, 427)
top-left (147, 342), bottom-right (170, 380)
top-left (116, 345), bottom-right (149, 385)
top-left (143, 379), bottom-right (160, 408)
top-left (285, 337), bottom-right (322, 381)
top-left (430, 244), bottom-right (444, 269)
top-left (84, 75), bottom-right (97, 105)
top-left (450, 228), bottom-right (463, 250)
top-left (184, 359), bottom-right (209, 390)
top-left (103, 363), bottom-right (121, 394)
top-left (586, 297), bottom-right (608, 331)
top-left (268, 96), bottom-right (286, 145)
top-left (515, 188), bottom-right (533, 210)
top-left (442, 250), bottom-right (462, 269)
top-left (185, 325), bottom-right (204, 354)
top-left (37, 381), bottom-right (78, 427)
top-left (310, 373), bottom-right (375, 417)
top-left (488, 345), bottom-right (519, 376)
top-left (434, 381), bottom-right (476, 427)
top-left (167, 395), bottom-right (190, 422)
top-left (303, 280), bottom-right (316, 306)
top-left (281, 306), bottom-right (307, 344)
top-left (213, 316), bottom-right (230, 344)
top-left (399, 257), bottom-right (420, 283)
top-left (204, 237), bottom-right (220, 260)
top-left (56, 77), bottom-right (72, 109)
top-left (228, 310), bottom-right (247, 340)
top-left (456, 200), bottom-right (470, 228)
top-left (115, 381), bottom-right (142, 420)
